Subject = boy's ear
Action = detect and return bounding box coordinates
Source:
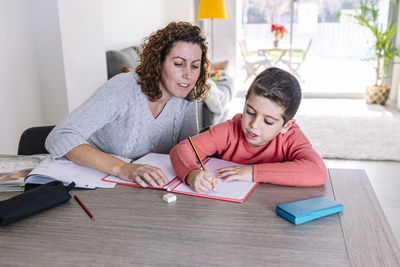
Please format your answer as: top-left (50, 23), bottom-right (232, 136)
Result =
top-left (280, 119), bottom-right (295, 134)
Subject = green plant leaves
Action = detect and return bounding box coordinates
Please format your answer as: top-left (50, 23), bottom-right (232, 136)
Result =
top-left (342, 0), bottom-right (399, 86)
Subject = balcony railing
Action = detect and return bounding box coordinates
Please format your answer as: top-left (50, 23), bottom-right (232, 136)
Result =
top-left (243, 22), bottom-right (375, 60)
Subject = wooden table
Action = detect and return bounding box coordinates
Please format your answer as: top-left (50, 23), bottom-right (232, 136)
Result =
top-left (1, 168), bottom-right (399, 266)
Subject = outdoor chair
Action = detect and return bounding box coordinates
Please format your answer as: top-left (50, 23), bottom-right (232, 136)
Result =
top-left (281, 38), bottom-right (313, 83)
top-left (238, 40), bottom-right (271, 83)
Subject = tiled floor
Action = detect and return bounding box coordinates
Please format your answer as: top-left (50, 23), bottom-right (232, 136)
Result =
top-left (225, 89), bottom-right (400, 244)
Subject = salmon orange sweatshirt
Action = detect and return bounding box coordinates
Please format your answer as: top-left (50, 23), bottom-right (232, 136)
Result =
top-left (170, 114), bottom-right (327, 187)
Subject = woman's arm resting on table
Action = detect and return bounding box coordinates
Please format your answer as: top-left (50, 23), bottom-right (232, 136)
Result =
top-left (65, 144), bottom-right (167, 187)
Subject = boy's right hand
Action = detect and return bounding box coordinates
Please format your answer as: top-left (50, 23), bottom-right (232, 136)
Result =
top-left (186, 169), bottom-right (217, 193)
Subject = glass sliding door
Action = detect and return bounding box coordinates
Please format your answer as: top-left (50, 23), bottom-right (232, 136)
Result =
top-left (240, 0), bottom-right (389, 98)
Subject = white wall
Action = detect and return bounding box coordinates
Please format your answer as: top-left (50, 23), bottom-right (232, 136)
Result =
top-left (102, 0), bottom-right (195, 50)
top-left (392, 3), bottom-right (400, 108)
top-left (102, 0), bottom-right (166, 49)
top-left (30, 0), bottom-right (69, 124)
top-left (0, 0), bottom-right (197, 154)
top-left (57, 0), bottom-right (107, 112)
top-left (214, 0), bottom-right (236, 63)
top-left (0, 0), bottom-right (44, 154)
top-left (203, 0), bottom-right (237, 76)
top-left (164, 0), bottom-right (196, 24)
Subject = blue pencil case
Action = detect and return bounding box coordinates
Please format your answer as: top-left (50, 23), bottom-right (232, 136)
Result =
top-left (276, 196), bottom-right (344, 225)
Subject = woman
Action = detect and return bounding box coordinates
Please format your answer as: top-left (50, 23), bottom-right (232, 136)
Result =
top-left (45, 22), bottom-right (210, 187)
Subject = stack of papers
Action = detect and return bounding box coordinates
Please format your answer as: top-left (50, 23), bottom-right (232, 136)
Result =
top-left (25, 156), bottom-right (131, 189)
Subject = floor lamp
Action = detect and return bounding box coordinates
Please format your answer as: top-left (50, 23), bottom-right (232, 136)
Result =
top-left (198, 0), bottom-right (227, 60)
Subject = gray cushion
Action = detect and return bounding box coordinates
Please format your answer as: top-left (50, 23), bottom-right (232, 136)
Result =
top-left (106, 47), bottom-right (140, 79)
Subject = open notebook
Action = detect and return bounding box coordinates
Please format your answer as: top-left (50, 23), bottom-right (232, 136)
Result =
top-left (24, 156), bottom-right (131, 189)
top-left (103, 153), bottom-right (258, 203)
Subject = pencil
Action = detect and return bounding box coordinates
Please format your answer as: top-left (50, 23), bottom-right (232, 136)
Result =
top-left (187, 136), bottom-right (216, 191)
top-left (74, 195), bottom-right (95, 221)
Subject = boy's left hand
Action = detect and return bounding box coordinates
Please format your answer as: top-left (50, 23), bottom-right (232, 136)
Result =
top-left (215, 165), bottom-right (253, 182)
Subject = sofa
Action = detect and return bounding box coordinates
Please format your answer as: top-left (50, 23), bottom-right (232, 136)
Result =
top-left (105, 46), bottom-right (234, 129)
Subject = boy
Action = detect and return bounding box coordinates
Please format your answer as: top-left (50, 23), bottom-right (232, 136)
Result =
top-left (170, 67), bottom-right (327, 193)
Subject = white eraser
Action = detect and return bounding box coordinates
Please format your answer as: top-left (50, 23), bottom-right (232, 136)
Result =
top-left (163, 193), bottom-right (177, 203)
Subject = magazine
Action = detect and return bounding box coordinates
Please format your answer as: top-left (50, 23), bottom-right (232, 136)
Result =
top-left (0, 155), bottom-right (48, 191)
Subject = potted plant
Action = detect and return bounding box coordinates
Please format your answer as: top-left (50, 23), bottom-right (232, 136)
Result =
top-left (271, 24), bottom-right (288, 48)
top-left (344, 0), bottom-right (400, 105)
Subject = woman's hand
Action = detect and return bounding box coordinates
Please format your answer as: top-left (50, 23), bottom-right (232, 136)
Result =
top-left (186, 169), bottom-right (217, 193)
top-left (118, 163), bottom-right (168, 187)
top-left (64, 145), bottom-right (168, 187)
top-left (216, 165), bottom-right (253, 182)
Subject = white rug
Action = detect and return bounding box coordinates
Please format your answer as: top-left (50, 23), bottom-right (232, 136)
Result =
top-left (296, 99), bottom-right (400, 161)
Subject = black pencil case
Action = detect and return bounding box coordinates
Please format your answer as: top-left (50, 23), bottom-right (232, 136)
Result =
top-left (0, 181), bottom-right (75, 226)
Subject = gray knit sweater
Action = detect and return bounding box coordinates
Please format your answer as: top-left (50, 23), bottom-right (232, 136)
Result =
top-left (45, 72), bottom-right (198, 160)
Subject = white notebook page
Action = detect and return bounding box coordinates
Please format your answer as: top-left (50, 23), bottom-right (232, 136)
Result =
top-left (172, 158), bottom-right (257, 200)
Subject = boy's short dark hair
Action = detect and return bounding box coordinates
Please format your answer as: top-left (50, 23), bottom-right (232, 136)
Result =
top-left (246, 67), bottom-right (301, 124)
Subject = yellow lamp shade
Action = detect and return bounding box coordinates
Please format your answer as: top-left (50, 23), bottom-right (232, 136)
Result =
top-left (198, 0), bottom-right (227, 19)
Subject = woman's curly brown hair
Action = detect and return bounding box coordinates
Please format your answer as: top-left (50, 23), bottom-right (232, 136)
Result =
top-left (135, 21), bottom-right (210, 102)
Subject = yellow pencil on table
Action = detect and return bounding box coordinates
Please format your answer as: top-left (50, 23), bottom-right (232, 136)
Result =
top-left (187, 136), bottom-right (216, 191)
